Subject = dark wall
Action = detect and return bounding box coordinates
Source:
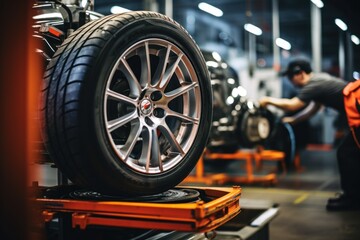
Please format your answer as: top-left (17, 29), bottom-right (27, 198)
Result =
top-left (0, 1), bottom-right (43, 239)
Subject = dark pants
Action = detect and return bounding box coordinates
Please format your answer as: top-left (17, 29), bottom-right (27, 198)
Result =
top-left (337, 132), bottom-right (360, 199)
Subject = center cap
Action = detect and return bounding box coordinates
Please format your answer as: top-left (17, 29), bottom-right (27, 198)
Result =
top-left (140, 99), bottom-right (153, 115)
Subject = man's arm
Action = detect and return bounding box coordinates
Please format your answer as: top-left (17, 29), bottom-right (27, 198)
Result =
top-left (282, 101), bottom-right (322, 125)
top-left (259, 96), bottom-right (306, 112)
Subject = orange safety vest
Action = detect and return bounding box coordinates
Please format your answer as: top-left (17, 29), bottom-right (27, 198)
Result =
top-left (343, 80), bottom-right (360, 148)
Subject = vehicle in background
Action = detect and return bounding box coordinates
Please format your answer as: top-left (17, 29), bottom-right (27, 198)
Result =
top-left (202, 50), bottom-right (276, 153)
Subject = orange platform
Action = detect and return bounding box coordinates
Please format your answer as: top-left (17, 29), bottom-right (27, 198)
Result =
top-left (184, 149), bottom-right (285, 185)
top-left (36, 186), bottom-right (241, 233)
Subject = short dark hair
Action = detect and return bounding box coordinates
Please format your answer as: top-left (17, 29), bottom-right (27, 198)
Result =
top-left (282, 59), bottom-right (312, 79)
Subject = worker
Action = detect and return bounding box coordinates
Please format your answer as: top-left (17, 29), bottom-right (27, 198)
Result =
top-left (259, 59), bottom-right (360, 211)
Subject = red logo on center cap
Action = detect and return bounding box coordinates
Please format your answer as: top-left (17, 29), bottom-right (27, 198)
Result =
top-left (143, 101), bottom-right (151, 110)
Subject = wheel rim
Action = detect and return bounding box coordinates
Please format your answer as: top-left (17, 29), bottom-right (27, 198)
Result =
top-left (258, 117), bottom-right (271, 139)
top-left (104, 38), bottom-right (201, 174)
top-left (245, 114), bottom-right (271, 143)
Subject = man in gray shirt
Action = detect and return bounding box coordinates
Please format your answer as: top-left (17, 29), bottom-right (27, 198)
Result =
top-left (259, 59), bottom-right (360, 211)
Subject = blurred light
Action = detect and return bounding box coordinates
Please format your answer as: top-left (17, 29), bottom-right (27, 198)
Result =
top-left (231, 88), bottom-right (239, 97)
top-left (244, 23), bottom-right (262, 36)
top-left (212, 51), bottom-right (222, 61)
top-left (206, 61), bottom-right (219, 68)
top-left (275, 38), bottom-right (291, 50)
top-left (351, 35), bottom-right (360, 45)
top-left (354, 71), bottom-right (360, 80)
top-left (310, 0), bottom-right (324, 8)
top-left (247, 101), bottom-right (254, 109)
top-left (227, 78), bottom-right (235, 85)
top-left (221, 63), bottom-right (228, 69)
top-left (198, 2), bottom-right (223, 17)
top-left (226, 96), bottom-right (234, 105)
top-left (219, 118), bottom-right (229, 124)
top-left (237, 86), bottom-right (247, 97)
top-left (335, 18), bottom-right (347, 31)
top-left (111, 6), bottom-right (131, 14)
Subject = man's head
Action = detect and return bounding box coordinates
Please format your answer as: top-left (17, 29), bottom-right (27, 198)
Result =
top-left (282, 59), bottom-right (312, 86)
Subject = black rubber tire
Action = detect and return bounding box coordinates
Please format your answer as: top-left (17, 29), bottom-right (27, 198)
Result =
top-left (40, 11), bottom-right (212, 195)
top-left (265, 122), bottom-right (296, 168)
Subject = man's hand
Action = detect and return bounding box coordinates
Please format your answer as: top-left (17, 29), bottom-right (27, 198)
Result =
top-left (259, 97), bottom-right (270, 108)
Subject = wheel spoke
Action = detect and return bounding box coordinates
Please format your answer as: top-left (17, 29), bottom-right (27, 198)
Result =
top-left (152, 44), bottom-right (171, 87)
top-left (139, 128), bottom-right (162, 171)
top-left (159, 53), bottom-right (183, 89)
top-left (158, 124), bottom-right (184, 156)
top-left (138, 127), bottom-right (152, 170)
top-left (119, 122), bottom-right (143, 161)
top-left (139, 129), bottom-right (162, 172)
top-left (107, 110), bottom-right (137, 132)
top-left (119, 58), bottom-right (142, 97)
top-left (150, 129), bottom-right (163, 171)
top-left (139, 42), bottom-right (151, 87)
top-left (166, 109), bottom-right (199, 125)
top-left (165, 82), bottom-right (198, 101)
top-left (106, 89), bottom-right (137, 106)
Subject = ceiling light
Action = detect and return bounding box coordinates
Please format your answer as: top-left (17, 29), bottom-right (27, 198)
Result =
top-left (198, 2), bottom-right (223, 17)
top-left (275, 38), bottom-right (291, 50)
top-left (111, 6), bottom-right (131, 14)
top-left (244, 23), bottom-right (263, 36)
top-left (310, 0), bottom-right (324, 8)
top-left (351, 35), bottom-right (360, 45)
top-left (335, 18), bottom-right (347, 31)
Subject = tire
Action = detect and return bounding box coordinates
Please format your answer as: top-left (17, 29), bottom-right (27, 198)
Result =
top-left (41, 11), bottom-right (212, 195)
top-left (266, 122), bottom-right (296, 167)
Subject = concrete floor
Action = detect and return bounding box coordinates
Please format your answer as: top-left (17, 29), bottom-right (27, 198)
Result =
top-left (207, 148), bottom-right (360, 240)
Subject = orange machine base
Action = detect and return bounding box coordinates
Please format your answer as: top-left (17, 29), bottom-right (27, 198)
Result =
top-left (35, 185), bottom-right (241, 233)
top-left (183, 150), bottom-right (280, 185)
